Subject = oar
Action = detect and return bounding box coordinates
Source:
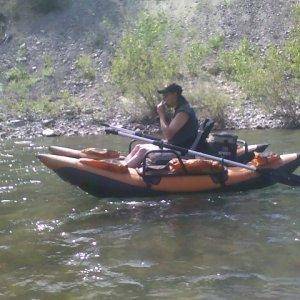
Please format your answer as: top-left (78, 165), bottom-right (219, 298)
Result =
top-left (99, 121), bottom-right (161, 141)
top-left (104, 127), bottom-right (256, 170)
top-left (103, 126), bottom-right (300, 187)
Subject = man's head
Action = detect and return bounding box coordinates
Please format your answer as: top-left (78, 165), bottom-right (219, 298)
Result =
top-left (158, 83), bottom-right (183, 107)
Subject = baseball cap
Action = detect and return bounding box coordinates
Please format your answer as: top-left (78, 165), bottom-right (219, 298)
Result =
top-left (157, 83), bottom-right (183, 95)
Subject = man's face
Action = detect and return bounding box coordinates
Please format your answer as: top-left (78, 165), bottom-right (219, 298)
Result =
top-left (163, 92), bottom-right (177, 107)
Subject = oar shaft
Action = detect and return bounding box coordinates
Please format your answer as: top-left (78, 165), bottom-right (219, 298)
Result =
top-left (186, 149), bottom-right (256, 170)
top-left (100, 123), bottom-right (133, 134)
top-left (106, 129), bottom-right (256, 171)
top-left (100, 122), bottom-right (161, 141)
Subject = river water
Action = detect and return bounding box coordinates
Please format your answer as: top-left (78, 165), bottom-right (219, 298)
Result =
top-left (0, 130), bottom-right (299, 299)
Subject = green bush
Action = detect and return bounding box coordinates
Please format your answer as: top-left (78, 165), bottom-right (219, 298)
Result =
top-left (208, 35), bottom-right (224, 50)
top-left (6, 66), bottom-right (29, 82)
top-left (286, 5), bottom-right (300, 79)
top-left (42, 55), bottom-right (54, 77)
top-left (111, 13), bottom-right (179, 113)
top-left (75, 54), bottom-right (96, 81)
top-left (5, 66), bottom-right (39, 99)
top-left (184, 42), bottom-right (211, 76)
top-left (223, 0), bottom-right (233, 7)
top-left (218, 38), bottom-right (256, 79)
top-left (218, 23), bottom-right (300, 127)
top-left (184, 35), bottom-right (224, 76)
top-left (187, 83), bottom-right (229, 128)
top-left (2, 91), bottom-right (83, 117)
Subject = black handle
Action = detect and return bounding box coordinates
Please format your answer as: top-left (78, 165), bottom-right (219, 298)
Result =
top-left (105, 128), bottom-right (118, 135)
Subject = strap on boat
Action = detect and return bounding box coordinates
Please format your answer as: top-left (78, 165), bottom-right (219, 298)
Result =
top-left (210, 167), bottom-right (228, 186)
top-left (210, 158), bottom-right (227, 186)
top-left (140, 149), bottom-right (188, 186)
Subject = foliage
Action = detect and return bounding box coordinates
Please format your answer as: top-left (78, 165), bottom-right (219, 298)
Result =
top-left (5, 66), bottom-right (39, 99)
top-left (186, 83), bottom-right (229, 128)
top-left (42, 55), bottom-right (54, 77)
top-left (1, 90), bottom-right (83, 117)
top-left (111, 13), bottom-right (179, 113)
top-left (184, 43), bottom-right (211, 76)
top-left (6, 66), bottom-right (28, 82)
top-left (75, 54), bottom-right (96, 81)
top-left (208, 35), bottom-right (224, 50)
top-left (3, 62), bottom-right (84, 117)
top-left (184, 35), bottom-right (224, 76)
top-left (218, 20), bottom-right (300, 127)
top-left (218, 38), bottom-right (255, 78)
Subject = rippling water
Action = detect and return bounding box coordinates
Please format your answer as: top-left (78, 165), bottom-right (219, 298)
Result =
top-left (0, 130), bottom-right (299, 298)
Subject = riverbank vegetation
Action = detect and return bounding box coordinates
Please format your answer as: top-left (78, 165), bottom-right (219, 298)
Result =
top-left (0, 0), bottom-right (299, 131)
top-left (110, 3), bottom-right (299, 127)
top-left (111, 13), bottom-right (180, 113)
top-left (218, 6), bottom-right (300, 126)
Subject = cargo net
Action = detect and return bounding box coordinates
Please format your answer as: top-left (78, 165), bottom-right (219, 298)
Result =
top-left (169, 158), bottom-right (224, 175)
top-left (251, 152), bottom-right (281, 168)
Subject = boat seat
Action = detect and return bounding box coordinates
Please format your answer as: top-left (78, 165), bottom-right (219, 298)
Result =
top-left (151, 118), bottom-right (215, 165)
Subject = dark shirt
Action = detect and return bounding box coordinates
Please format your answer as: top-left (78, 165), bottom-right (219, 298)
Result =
top-left (169, 96), bottom-right (199, 148)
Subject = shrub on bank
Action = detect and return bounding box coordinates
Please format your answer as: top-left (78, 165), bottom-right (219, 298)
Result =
top-left (1, 90), bottom-right (83, 117)
top-left (186, 82), bottom-right (229, 128)
top-left (184, 35), bottom-right (224, 76)
top-left (75, 54), bottom-right (96, 81)
top-left (42, 55), bottom-right (54, 78)
top-left (111, 13), bottom-right (179, 113)
top-left (218, 16), bottom-right (300, 127)
top-left (5, 66), bottom-right (39, 100)
top-left (185, 42), bottom-right (211, 76)
top-left (3, 58), bottom-right (79, 117)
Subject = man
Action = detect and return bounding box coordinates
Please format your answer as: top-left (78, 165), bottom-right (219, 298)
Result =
top-left (124, 83), bottom-right (199, 167)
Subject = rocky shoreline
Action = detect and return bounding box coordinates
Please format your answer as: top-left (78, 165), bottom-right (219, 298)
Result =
top-left (0, 102), bottom-right (290, 141)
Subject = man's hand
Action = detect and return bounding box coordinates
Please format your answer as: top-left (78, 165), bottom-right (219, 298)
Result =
top-left (156, 101), bottom-right (166, 116)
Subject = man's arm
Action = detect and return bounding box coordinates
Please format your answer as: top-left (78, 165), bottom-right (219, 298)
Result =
top-left (157, 103), bottom-right (189, 141)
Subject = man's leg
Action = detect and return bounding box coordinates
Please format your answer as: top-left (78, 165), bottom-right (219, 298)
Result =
top-left (125, 144), bottom-right (160, 168)
top-left (124, 144), bottom-right (141, 163)
top-left (125, 147), bottom-right (148, 168)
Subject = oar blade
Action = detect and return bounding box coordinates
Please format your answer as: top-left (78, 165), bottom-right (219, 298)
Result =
top-left (261, 170), bottom-right (300, 187)
top-left (276, 172), bottom-right (300, 187)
